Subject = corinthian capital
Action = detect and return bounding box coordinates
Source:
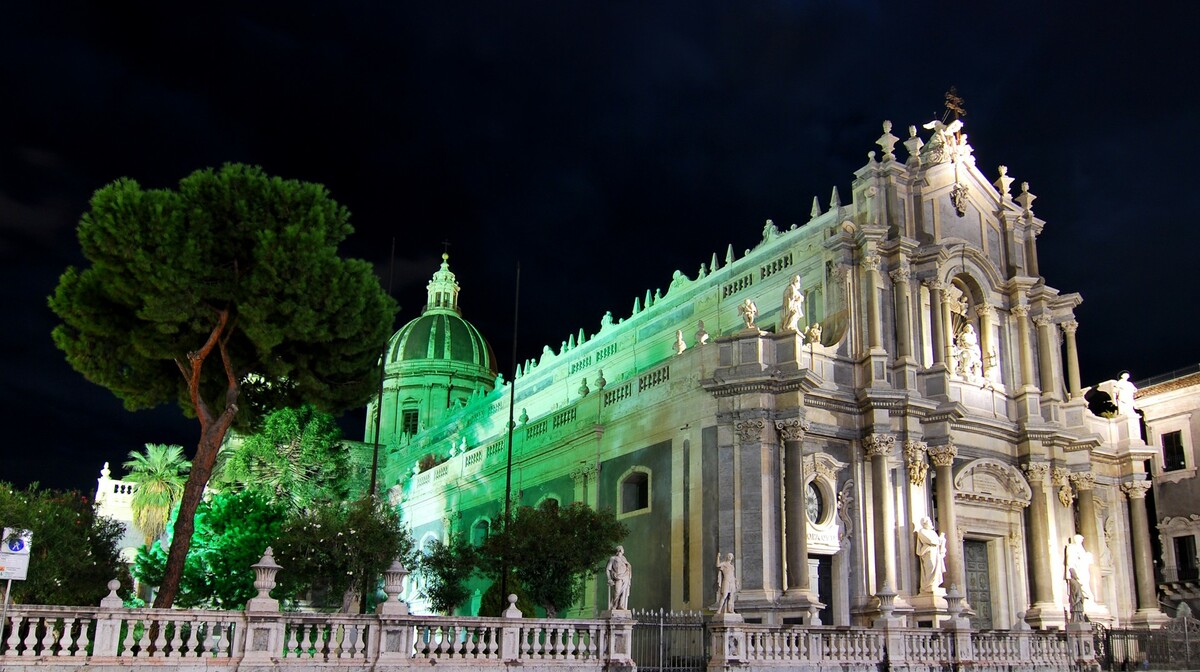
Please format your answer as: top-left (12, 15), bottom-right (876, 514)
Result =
top-left (1022, 462), bottom-right (1049, 484)
top-left (1032, 314), bottom-right (1055, 329)
top-left (1069, 471), bottom-right (1095, 491)
top-left (1061, 320), bottom-right (1079, 335)
top-left (735, 418), bottom-right (767, 444)
top-left (922, 278), bottom-right (945, 292)
top-left (1121, 480), bottom-right (1152, 500)
top-left (775, 417), bottom-right (812, 443)
top-left (861, 254), bottom-right (881, 272)
top-left (863, 433), bottom-right (896, 457)
top-left (1011, 304), bottom-right (1030, 319)
top-left (927, 443), bottom-right (958, 468)
top-left (975, 304), bottom-right (995, 319)
top-left (889, 266), bottom-right (911, 284)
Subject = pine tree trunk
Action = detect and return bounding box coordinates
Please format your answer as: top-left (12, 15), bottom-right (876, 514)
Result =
top-left (151, 425), bottom-right (226, 608)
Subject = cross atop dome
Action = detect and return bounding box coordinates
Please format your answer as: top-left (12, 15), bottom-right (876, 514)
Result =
top-left (424, 252), bottom-right (462, 316)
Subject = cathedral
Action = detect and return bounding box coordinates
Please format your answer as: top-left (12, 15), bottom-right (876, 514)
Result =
top-left (364, 118), bottom-right (1170, 629)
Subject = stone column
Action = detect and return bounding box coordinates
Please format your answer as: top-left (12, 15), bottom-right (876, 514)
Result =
top-left (1021, 463), bottom-right (1056, 610)
top-left (862, 254), bottom-right (883, 350)
top-left (1033, 314), bottom-right (1059, 399)
top-left (1011, 305), bottom-right (1035, 389)
top-left (1061, 320), bottom-right (1082, 398)
top-left (940, 289), bottom-right (956, 365)
top-left (890, 265), bottom-right (913, 359)
top-left (1122, 481), bottom-right (1160, 614)
top-left (865, 433), bottom-right (899, 595)
top-left (925, 279), bottom-right (946, 365)
top-left (976, 304), bottom-right (996, 379)
top-left (777, 418), bottom-right (813, 594)
top-left (1070, 473), bottom-right (1102, 599)
top-left (928, 443), bottom-right (964, 594)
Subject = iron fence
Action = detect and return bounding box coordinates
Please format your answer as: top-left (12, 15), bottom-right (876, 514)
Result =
top-left (1095, 616), bottom-right (1200, 670)
top-left (631, 609), bottom-right (707, 672)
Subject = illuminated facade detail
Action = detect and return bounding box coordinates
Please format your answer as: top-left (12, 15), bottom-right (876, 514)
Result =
top-left (369, 120), bottom-right (1174, 628)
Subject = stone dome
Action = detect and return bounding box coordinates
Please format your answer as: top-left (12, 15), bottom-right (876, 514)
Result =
top-left (383, 254), bottom-right (498, 377)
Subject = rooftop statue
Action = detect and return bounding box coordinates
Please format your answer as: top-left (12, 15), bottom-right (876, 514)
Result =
top-left (1113, 372), bottom-right (1137, 416)
top-left (781, 275), bottom-right (805, 333)
top-left (738, 299), bottom-right (758, 331)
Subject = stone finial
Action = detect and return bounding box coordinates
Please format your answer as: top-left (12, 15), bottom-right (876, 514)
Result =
top-left (378, 559), bottom-right (411, 615)
top-left (877, 120), bottom-right (899, 160)
top-left (994, 165), bottom-right (1015, 200)
top-left (695, 321), bottom-right (710, 346)
top-left (829, 186), bottom-right (841, 209)
top-left (1015, 181), bottom-right (1037, 214)
top-left (503, 593), bottom-right (523, 618)
top-left (945, 584), bottom-right (964, 617)
top-left (100, 578), bottom-right (123, 608)
top-left (578, 378), bottom-right (590, 397)
top-left (810, 196), bottom-right (822, 219)
top-left (247, 547), bottom-right (282, 612)
top-left (100, 462), bottom-right (111, 479)
top-left (518, 408), bottom-right (529, 424)
top-left (595, 370), bottom-right (607, 390)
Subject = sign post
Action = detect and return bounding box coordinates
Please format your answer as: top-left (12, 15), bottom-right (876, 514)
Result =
top-left (0, 527), bottom-right (32, 650)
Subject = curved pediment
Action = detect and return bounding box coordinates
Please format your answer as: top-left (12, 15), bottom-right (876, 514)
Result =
top-left (953, 458), bottom-right (1031, 510)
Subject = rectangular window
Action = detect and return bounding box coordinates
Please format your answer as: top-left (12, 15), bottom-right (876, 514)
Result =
top-left (402, 409), bottom-right (419, 436)
top-left (1175, 535), bottom-right (1198, 581)
top-left (1163, 430), bottom-right (1186, 472)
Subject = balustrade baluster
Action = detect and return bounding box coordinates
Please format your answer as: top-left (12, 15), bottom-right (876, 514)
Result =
top-left (285, 623), bottom-right (298, 658)
top-left (150, 617), bottom-right (167, 656)
top-left (120, 618), bottom-right (137, 657)
top-left (55, 616), bottom-right (74, 656)
top-left (74, 618), bottom-right (91, 657)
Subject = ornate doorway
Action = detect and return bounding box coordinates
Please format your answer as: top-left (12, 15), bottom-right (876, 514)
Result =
top-left (964, 540), bottom-right (993, 629)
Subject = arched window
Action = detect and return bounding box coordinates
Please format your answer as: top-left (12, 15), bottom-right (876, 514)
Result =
top-left (471, 519), bottom-right (490, 546)
top-left (619, 468), bottom-right (651, 516)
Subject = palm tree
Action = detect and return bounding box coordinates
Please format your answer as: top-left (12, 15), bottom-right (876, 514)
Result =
top-left (123, 443), bottom-right (190, 544)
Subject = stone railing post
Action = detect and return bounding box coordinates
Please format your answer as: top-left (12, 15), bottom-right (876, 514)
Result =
top-left (499, 594), bottom-right (523, 661)
top-left (243, 548), bottom-right (284, 664)
top-left (707, 620), bottom-right (746, 672)
top-left (375, 558), bottom-right (413, 663)
top-left (606, 611), bottom-right (635, 666)
top-left (873, 586), bottom-right (907, 665)
top-left (91, 578), bottom-right (125, 657)
top-left (1066, 622), bottom-right (1097, 669)
top-left (942, 585), bottom-right (973, 667)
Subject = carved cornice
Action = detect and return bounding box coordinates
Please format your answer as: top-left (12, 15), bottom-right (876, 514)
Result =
top-left (775, 417), bottom-right (812, 443)
top-left (1122, 480), bottom-right (1152, 500)
top-left (735, 418), bottom-right (768, 444)
top-left (1069, 472), bottom-right (1095, 492)
top-left (903, 440), bottom-right (928, 485)
top-left (863, 433), bottom-right (895, 457)
top-left (1061, 320), bottom-right (1079, 335)
top-left (1022, 462), bottom-right (1049, 484)
top-left (927, 442), bottom-right (957, 468)
top-left (805, 453), bottom-right (847, 484)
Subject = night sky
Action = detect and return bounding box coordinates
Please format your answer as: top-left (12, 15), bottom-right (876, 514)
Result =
top-left (4, 2), bottom-right (1197, 494)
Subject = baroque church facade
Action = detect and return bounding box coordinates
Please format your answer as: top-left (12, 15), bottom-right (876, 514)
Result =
top-left (366, 119), bottom-right (1169, 629)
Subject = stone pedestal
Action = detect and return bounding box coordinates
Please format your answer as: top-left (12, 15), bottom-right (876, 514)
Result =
top-left (910, 590), bottom-right (950, 627)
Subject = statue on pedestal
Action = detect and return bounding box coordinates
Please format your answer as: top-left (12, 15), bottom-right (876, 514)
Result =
top-left (606, 545), bottom-right (632, 611)
top-left (1113, 372), bottom-right (1137, 416)
top-left (952, 324), bottom-right (983, 380)
top-left (1064, 534), bottom-right (1094, 603)
top-left (914, 517), bottom-right (947, 593)
top-left (714, 552), bottom-right (738, 615)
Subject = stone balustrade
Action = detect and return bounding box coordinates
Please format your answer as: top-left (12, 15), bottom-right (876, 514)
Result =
top-left (1, 604), bottom-right (630, 672)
